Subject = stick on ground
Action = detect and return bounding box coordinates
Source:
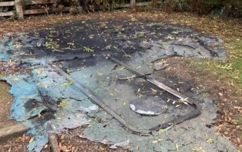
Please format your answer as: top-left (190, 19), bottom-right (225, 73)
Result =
top-left (48, 133), bottom-right (59, 152)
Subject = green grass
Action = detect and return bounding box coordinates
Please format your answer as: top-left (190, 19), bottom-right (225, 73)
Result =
top-left (194, 38), bottom-right (242, 87)
top-left (0, 86), bottom-right (3, 94)
top-left (231, 39), bottom-right (242, 82)
top-left (233, 58), bottom-right (242, 82)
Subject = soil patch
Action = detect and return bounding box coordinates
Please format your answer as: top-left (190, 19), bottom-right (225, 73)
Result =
top-left (0, 81), bottom-right (15, 127)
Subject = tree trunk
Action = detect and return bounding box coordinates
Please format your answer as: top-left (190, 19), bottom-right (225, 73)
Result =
top-left (130, 0), bottom-right (136, 9)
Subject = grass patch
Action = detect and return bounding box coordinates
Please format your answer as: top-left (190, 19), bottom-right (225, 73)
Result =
top-left (194, 38), bottom-right (242, 87)
top-left (0, 85), bottom-right (3, 95)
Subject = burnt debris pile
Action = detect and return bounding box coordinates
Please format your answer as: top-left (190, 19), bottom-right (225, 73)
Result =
top-left (0, 19), bottom-right (236, 152)
top-left (1, 19), bottom-right (226, 65)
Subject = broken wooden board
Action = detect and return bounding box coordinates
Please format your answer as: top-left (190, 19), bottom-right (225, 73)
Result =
top-left (0, 123), bottom-right (28, 140)
top-left (0, 1), bottom-right (15, 7)
top-left (0, 11), bottom-right (14, 17)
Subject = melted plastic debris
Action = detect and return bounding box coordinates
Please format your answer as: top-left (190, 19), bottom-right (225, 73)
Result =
top-left (4, 75), bottom-right (45, 121)
top-left (3, 67), bottom-right (97, 151)
top-left (27, 111), bottom-right (90, 152)
top-left (129, 98), bottom-right (168, 116)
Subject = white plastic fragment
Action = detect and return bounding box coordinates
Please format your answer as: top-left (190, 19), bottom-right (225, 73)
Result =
top-left (110, 139), bottom-right (130, 149)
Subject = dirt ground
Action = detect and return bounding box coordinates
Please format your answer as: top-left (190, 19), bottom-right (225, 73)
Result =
top-left (0, 82), bottom-right (16, 127)
top-left (0, 10), bottom-right (242, 151)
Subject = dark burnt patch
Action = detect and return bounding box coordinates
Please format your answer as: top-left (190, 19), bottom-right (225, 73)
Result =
top-left (24, 99), bottom-right (42, 112)
top-left (22, 19), bottom-right (195, 64)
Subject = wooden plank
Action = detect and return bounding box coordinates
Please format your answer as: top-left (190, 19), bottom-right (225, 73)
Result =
top-left (24, 7), bottom-right (70, 15)
top-left (0, 11), bottom-right (14, 17)
top-left (24, 8), bottom-right (48, 15)
top-left (25, 0), bottom-right (54, 5)
top-left (0, 123), bottom-right (28, 139)
top-left (0, 1), bottom-right (15, 7)
top-left (116, 1), bottom-right (162, 8)
top-left (116, 2), bottom-right (151, 8)
top-left (15, 0), bottom-right (24, 19)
